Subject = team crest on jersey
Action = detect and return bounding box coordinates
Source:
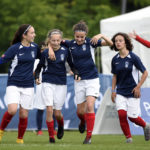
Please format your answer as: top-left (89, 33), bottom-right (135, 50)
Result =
top-left (125, 61), bottom-right (129, 68)
top-left (82, 44), bottom-right (86, 51)
top-left (31, 51), bottom-right (35, 58)
top-left (60, 54), bottom-right (65, 61)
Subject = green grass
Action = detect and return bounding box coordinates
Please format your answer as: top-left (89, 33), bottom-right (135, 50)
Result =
top-left (0, 131), bottom-right (150, 150)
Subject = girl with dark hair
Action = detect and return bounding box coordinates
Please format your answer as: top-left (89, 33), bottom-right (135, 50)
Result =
top-left (49, 20), bottom-right (113, 144)
top-left (0, 24), bottom-right (40, 144)
top-left (111, 32), bottom-right (150, 143)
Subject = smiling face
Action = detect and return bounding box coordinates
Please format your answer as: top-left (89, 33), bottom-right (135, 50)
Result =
top-left (49, 34), bottom-right (62, 50)
top-left (74, 31), bottom-right (86, 45)
top-left (114, 35), bottom-right (126, 50)
top-left (23, 26), bottom-right (36, 43)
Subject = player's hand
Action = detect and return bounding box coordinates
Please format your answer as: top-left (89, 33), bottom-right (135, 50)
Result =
top-left (128, 30), bottom-right (137, 39)
top-left (111, 92), bottom-right (116, 103)
top-left (48, 44), bottom-right (56, 61)
top-left (74, 74), bottom-right (81, 81)
top-left (91, 35), bottom-right (100, 45)
top-left (132, 86), bottom-right (141, 98)
top-left (36, 78), bottom-right (41, 85)
top-left (91, 34), bottom-right (103, 45)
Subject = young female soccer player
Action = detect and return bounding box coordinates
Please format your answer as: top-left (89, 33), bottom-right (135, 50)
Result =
top-left (48, 21), bottom-right (113, 144)
top-left (0, 24), bottom-right (40, 144)
top-left (34, 43), bottom-right (57, 136)
top-left (111, 32), bottom-right (150, 143)
top-left (34, 29), bottom-right (74, 143)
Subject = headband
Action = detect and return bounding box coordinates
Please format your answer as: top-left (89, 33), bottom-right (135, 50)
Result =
top-left (49, 31), bottom-right (62, 36)
top-left (74, 30), bottom-right (86, 33)
top-left (48, 31), bottom-right (63, 38)
top-left (23, 25), bottom-right (31, 34)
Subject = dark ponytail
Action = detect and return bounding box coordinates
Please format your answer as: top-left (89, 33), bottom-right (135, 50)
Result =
top-left (11, 24), bottom-right (31, 45)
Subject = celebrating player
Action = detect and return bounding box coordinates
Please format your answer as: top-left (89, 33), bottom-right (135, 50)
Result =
top-left (48, 21), bottom-right (113, 144)
top-left (0, 24), bottom-right (40, 144)
top-left (34, 29), bottom-right (75, 143)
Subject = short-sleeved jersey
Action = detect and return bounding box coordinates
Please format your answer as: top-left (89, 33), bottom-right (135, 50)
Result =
top-left (62, 37), bottom-right (102, 80)
top-left (39, 46), bottom-right (70, 85)
top-left (111, 51), bottom-right (146, 97)
top-left (0, 42), bottom-right (40, 87)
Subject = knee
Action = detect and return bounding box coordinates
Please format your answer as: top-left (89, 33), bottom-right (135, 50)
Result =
top-left (54, 111), bottom-right (61, 119)
top-left (77, 109), bottom-right (84, 115)
top-left (77, 104), bottom-right (86, 115)
top-left (46, 108), bottom-right (53, 116)
top-left (19, 109), bottom-right (28, 118)
top-left (55, 114), bottom-right (61, 120)
top-left (86, 103), bottom-right (94, 113)
top-left (8, 109), bottom-right (17, 116)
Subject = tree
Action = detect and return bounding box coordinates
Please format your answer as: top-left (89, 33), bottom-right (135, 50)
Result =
top-left (0, 0), bottom-right (149, 72)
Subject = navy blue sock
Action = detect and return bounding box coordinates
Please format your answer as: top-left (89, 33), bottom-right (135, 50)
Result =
top-left (36, 109), bottom-right (44, 131)
top-left (53, 115), bottom-right (57, 130)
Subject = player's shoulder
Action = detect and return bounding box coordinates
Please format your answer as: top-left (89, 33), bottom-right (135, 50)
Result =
top-left (112, 53), bottom-right (119, 60)
top-left (85, 37), bottom-right (91, 43)
top-left (128, 51), bottom-right (139, 60)
top-left (31, 42), bottom-right (39, 48)
top-left (60, 45), bottom-right (68, 51)
top-left (41, 48), bottom-right (48, 57)
top-left (70, 39), bottom-right (76, 45)
top-left (42, 48), bottom-right (48, 54)
top-left (7, 42), bottom-right (21, 52)
top-left (11, 42), bottom-right (21, 48)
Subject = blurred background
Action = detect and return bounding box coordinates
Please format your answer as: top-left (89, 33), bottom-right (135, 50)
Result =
top-left (0, 0), bottom-right (150, 73)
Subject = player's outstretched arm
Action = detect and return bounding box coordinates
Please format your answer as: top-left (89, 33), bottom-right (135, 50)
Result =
top-left (91, 34), bottom-right (113, 46)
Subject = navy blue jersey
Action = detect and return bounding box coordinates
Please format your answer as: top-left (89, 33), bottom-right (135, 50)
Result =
top-left (62, 37), bottom-right (102, 80)
top-left (0, 42), bottom-right (40, 87)
top-left (111, 51), bottom-right (146, 97)
top-left (39, 46), bottom-right (71, 85)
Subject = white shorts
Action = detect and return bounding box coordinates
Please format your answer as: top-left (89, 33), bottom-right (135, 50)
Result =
top-left (5, 86), bottom-right (34, 110)
top-left (41, 82), bottom-right (67, 110)
top-left (115, 94), bottom-right (141, 118)
top-left (33, 84), bottom-right (45, 110)
top-left (75, 78), bottom-right (100, 104)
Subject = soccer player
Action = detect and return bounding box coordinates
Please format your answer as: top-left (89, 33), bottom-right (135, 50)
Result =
top-left (34, 58), bottom-right (45, 136)
top-left (111, 32), bottom-right (150, 143)
top-left (33, 42), bottom-right (46, 136)
top-left (0, 24), bottom-right (40, 144)
top-left (34, 42), bottom-right (57, 136)
top-left (129, 31), bottom-right (150, 48)
top-left (48, 21), bottom-right (113, 144)
top-left (34, 29), bottom-right (75, 143)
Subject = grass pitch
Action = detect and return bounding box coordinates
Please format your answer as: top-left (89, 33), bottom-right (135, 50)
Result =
top-left (0, 130), bottom-right (150, 150)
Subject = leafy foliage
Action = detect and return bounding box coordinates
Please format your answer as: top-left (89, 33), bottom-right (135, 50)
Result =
top-left (0, 0), bottom-right (149, 72)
